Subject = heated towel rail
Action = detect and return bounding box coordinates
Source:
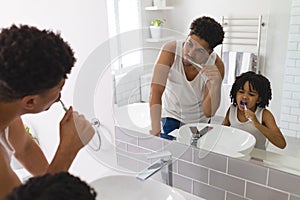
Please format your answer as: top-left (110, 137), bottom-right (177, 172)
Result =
top-left (220, 16), bottom-right (265, 74)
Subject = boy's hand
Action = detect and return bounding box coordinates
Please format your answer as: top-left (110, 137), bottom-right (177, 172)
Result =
top-left (244, 109), bottom-right (258, 124)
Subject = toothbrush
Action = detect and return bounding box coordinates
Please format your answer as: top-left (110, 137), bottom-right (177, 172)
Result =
top-left (241, 102), bottom-right (252, 122)
top-left (59, 100), bottom-right (68, 112)
top-left (186, 58), bottom-right (203, 70)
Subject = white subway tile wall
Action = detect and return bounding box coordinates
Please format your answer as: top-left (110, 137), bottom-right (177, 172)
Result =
top-left (280, 0), bottom-right (300, 138)
top-left (115, 126), bottom-right (300, 200)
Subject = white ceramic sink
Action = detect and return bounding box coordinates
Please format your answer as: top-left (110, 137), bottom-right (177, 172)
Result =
top-left (90, 175), bottom-right (185, 200)
top-left (114, 103), bottom-right (151, 133)
top-left (175, 123), bottom-right (256, 157)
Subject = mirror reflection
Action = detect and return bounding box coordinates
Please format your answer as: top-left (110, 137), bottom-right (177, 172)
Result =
top-left (109, 0), bottom-right (299, 174)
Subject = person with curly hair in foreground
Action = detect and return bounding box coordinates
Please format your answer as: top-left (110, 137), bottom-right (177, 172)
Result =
top-left (4, 172), bottom-right (97, 200)
top-left (0, 24), bottom-right (95, 199)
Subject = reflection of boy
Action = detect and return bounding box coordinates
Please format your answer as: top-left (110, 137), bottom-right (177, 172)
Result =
top-left (223, 71), bottom-right (286, 149)
top-left (0, 25), bottom-right (94, 198)
top-left (150, 16), bottom-right (225, 140)
top-left (4, 172), bottom-right (97, 200)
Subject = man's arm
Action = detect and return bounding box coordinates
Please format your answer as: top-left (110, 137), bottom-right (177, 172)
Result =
top-left (149, 41), bottom-right (175, 136)
top-left (8, 117), bottom-right (49, 176)
top-left (9, 108), bottom-right (94, 176)
top-left (0, 145), bottom-right (21, 199)
top-left (202, 55), bottom-right (225, 117)
top-left (47, 107), bottom-right (94, 173)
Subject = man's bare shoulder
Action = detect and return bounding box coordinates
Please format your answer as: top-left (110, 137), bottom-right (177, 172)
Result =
top-left (162, 40), bottom-right (177, 54)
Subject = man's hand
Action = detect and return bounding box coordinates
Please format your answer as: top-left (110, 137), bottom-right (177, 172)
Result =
top-left (201, 64), bottom-right (222, 88)
top-left (59, 107), bottom-right (95, 152)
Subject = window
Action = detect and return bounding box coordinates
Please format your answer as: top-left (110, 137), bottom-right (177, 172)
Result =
top-left (106, 0), bottom-right (142, 71)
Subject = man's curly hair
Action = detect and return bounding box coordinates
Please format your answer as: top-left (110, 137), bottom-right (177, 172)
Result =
top-left (4, 172), bottom-right (97, 200)
top-left (189, 16), bottom-right (224, 50)
top-left (0, 24), bottom-right (76, 102)
top-left (230, 71), bottom-right (272, 108)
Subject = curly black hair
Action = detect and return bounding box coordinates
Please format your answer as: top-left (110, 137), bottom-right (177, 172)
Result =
top-left (189, 16), bottom-right (224, 50)
top-left (0, 24), bottom-right (76, 102)
top-left (4, 172), bottom-right (97, 200)
top-left (230, 71), bottom-right (272, 108)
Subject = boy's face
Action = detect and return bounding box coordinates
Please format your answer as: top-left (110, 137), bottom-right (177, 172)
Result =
top-left (25, 79), bottom-right (65, 113)
top-left (236, 81), bottom-right (261, 111)
top-left (182, 34), bottom-right (211, 66)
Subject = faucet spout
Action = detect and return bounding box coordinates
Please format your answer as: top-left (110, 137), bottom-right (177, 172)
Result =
top-left (136, 151), bottom-right (173, 186)
top-left (136, 160), bottom-right (169, 181)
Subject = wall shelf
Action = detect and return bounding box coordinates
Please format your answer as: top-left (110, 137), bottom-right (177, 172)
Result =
top-left (144, 6), bottom-right (174, 11)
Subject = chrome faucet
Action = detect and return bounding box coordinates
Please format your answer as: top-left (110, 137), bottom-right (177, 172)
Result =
top-left (136, 150), bottom-right (173, 186)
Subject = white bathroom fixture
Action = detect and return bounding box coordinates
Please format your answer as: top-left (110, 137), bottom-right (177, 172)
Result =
top-left (90, 175), bottom-right (185, 200)
top-left (174, 123), bottom-right (256, 158)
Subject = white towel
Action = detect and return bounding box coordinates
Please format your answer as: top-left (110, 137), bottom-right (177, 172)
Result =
top-left (228, 51), bottom-right (237, 84)
top-left (241, 52), bottom-right (251, 74)
top-left (222, 51), bottom-right (257, 84)
top-left (222, 51), bottom-right (229, 84)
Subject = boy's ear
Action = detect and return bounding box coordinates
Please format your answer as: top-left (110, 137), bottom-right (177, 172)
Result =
top-left (21, 95), bottom-right (38, 110)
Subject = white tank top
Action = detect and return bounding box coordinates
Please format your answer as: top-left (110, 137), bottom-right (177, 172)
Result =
top-left (0, 128), bottom-right (13, 162)
top-left (162, 40), bottom-right (217, 124)
top-left (229, 104), bottom-right (267, 150)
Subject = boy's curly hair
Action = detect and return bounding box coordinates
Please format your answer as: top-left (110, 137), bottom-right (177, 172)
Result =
top-left (0, 24), bottom-right (76, 102)
top-left (4, 172), bottom-right (97, 200)
top-left (189, 16), bottom-right (224, 50)
top-left (230, 71), bottom-right (272, 108)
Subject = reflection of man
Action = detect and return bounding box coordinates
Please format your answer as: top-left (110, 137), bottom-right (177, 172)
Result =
top-left (0, 25), bottom-right (94, 198)
top-left (150, 16), bottom-right (225, 140)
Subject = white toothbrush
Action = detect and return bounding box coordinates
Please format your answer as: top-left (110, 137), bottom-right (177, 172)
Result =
top-left (241, 102), bottom-right (252, 122)
top-left (186, 58), bottom-right (203, 70)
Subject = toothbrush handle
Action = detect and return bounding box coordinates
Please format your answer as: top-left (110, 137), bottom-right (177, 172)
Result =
top-left (243, 105), bottom-right (252, 122)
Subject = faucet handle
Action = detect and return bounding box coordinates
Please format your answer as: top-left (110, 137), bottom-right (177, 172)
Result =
top-left (147, 150), bottom-right (172, 161)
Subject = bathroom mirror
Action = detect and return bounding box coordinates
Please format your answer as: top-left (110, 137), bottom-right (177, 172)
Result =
top-left (107, 0), bottom-right (300, 175)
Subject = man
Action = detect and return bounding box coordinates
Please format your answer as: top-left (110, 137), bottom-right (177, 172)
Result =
top-left (149, 16), bottom-right (225, 139)
top-left (0, 24), bottom-right (94, 198)
top-left (4, 172), bottom-right (97, 200)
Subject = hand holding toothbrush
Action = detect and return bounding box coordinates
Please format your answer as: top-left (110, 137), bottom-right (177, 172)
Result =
top-left (185, 57), bottom-right (222, 87)
top-left (241, 101), bottom-right (254, 122)
top-left (59, 101), bottom-right (95, 150)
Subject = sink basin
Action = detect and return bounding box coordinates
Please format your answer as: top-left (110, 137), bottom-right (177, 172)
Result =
top-left (89, 175), bottom-right (185, 200)
top-left (114, 103), bottom-right (151, 133)
top-left (176, 123), bottom-right (256, 157)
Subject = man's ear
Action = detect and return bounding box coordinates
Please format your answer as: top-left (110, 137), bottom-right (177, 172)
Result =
top-left (21, 95), bottom-right (38, 110)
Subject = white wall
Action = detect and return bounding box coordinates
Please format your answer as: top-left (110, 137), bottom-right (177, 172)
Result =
top-left (280, 0), bottom-right (300, 138)
top-left (0, 0), bottom-right (111, 182)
